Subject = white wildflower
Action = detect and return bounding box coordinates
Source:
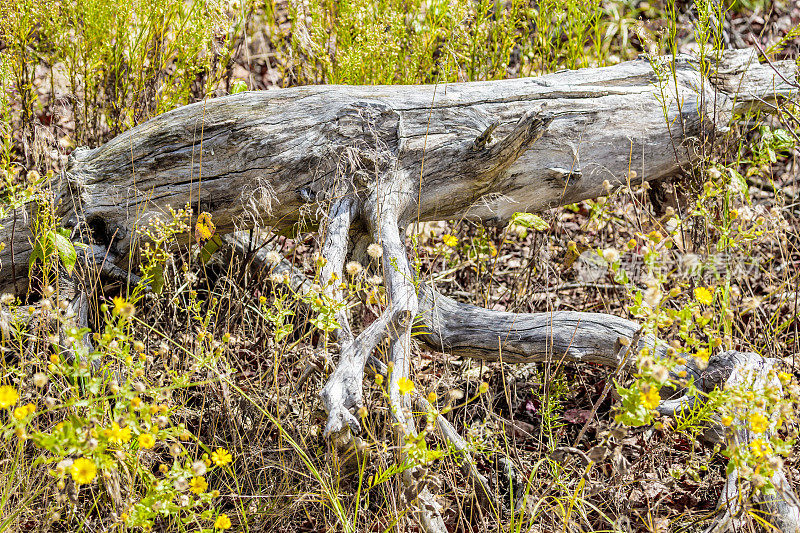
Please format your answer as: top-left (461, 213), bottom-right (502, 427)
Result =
top-left (602, 248), bottom-right (620, 263)
top-left (652, 365), bottom-right (669, 383)
top-left (33, 373), bottom-right (48, 388)
top-left (265, 250), bottom-right (282, 265)
top-left (345, 261), bottom-right (363, 276)
top-left (191, 461), bottom-right (207, 476)
top-left (643, 286), bottom-right (662, 308)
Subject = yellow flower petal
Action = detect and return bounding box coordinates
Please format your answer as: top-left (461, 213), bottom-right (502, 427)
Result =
top-left (749, 412), bottom-right (768, 434)
top-left (138, 433), bottom-right (156, 449)
top-left (214, 514), bottom-right (232, 530)
top-left (694, 287), bottom-right (713, 305)
top-left (641, 386), bottom-right (661, 409)
top-left (0, 385), bottom-right (19, 408)
top-left (195, 212), bottom-right (216, 242)
top-left (211, 448), bottom-right (233, 467)
top-left (397, 377), bottom-right (415, 395)
top-left (442, 234), bottom-right (458, 247)
top-left (189, 476), bottom-right (208, 494)
top-left (71, 457), bottom-right (97, 485)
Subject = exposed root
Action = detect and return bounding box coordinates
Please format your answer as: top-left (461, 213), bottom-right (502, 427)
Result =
top-left (224, 233), bottom-right (481, 499)
top-left (316, 169), bottom-right (447, 531)
top-left (700, 352), bottom-right (800, 533)
top-left (321, 172), bottom-right (417, 438)
top-left (321, 310), bottom-right (395, 438)
top-left (224, 223), bottom-right (800, 532)
top-left (319, 197), bottom-right (358, 344)
top-left (315, 196), bottom-right (369, 440)
top-left (417, 284), bottom-right (800, 532)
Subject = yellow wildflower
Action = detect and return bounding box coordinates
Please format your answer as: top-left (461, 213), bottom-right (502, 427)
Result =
top-left (195, 212), bottom-right (216, 242)
top-left (641, 386), bottom-right (661, 409)
top-left (694, 287), bottom-right (713, 305)
top-left (112, 296), bottom-right (135, 318)
top-left (0, 385), bottom-right (18, 408)
top-left (214, 514), bottom-right (232, 530)
top-left (138, 433), bottom-right (156, 449)
top-left (71, 457), bottom-right (97, 485)
top-left (104, 422), bottom-right (132, 444)
top-left (397, 377), bottom-right (414, 395)
top-left (720, 415), bottom-right (733, 426)
top-left (749, 412), bottom-right (768, 434)
top-left (442, 234), bottom-right (458, 247)
top-left (211, 448), bottom-right (233, 467)
top-left (12, 403), bottom-right (35, 420)
top-left (750, 438), bottom-right (773, 458)
top-left (189, 476), bottom-right (208, 494)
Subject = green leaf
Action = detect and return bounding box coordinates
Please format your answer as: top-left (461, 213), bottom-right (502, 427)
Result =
top-left (198, 234), bottom-right (223, 265)
top-left (149, 264), bottom-right (165, 295)
top-left (773, 128), bottom-right (793, 148)
top-left (727, 169), bottom-right (750, 204)
top-left (51, 231), bottom-right (77, 274)
top-left (230, 80), bottom-right (248, 94)
top-left (28, 243), bottom-right (44, 275)
top-left (511, 212), bottom-right (549, 231)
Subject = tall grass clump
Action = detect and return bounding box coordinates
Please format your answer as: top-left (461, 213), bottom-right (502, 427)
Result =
top-left (267, 0), bottom-right (638, 86)
top-left (1, 0), bottom-right (239, 163)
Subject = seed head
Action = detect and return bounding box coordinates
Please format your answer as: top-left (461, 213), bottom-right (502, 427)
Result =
top-left (345, 261), bottom-right (363, 276)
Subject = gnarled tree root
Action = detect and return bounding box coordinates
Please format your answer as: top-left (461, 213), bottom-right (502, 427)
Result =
top-left (225, 230), bottom-right (800, 531)
top-left (417, 286), bottom-right (800, 532)
top-left (227, 231), bottom-right (500, 511)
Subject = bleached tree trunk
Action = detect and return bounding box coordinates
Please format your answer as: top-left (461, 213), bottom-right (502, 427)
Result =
top-left (3, 49), bottom-right (797, 532)
top-left (0, 49), bottom-right (786, 293)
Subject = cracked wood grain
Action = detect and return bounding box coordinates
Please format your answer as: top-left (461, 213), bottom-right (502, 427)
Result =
top-left (0, 50), bottom-right (794, 295)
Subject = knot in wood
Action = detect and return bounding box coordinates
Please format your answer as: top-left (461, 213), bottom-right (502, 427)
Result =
top-left (392, 309), bottom-right (414, 331)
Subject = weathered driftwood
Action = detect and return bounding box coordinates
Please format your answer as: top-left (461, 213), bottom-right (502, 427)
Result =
top-left (3, 49), bottom-right (797, 532)
top-left (0, 49), bottom-right (791, 294)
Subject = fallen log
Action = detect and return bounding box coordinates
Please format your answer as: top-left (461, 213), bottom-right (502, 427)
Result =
top-left (3, 48), bottom-right (798, 531)
top-left (0, 49), bottom-right (789, 294)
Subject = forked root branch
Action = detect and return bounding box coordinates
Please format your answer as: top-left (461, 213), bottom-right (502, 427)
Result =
top-left (417, 286), bottom-right (800, 532)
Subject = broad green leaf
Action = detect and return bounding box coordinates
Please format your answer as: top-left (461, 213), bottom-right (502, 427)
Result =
top-left (727, 168), bottom-right (750, 204)
top-left (198, 234), bottom-right (223, 265)
top-left (28, 242), bottom-right (44, 274)
top-left (230, 80), bottom-right (248, 94)
top-left (511, 212), bottom-right (549, 231)
top-left (51, 232), bottom-right (77, 274)
top-left (149, 264), bottom-right (165, 295)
